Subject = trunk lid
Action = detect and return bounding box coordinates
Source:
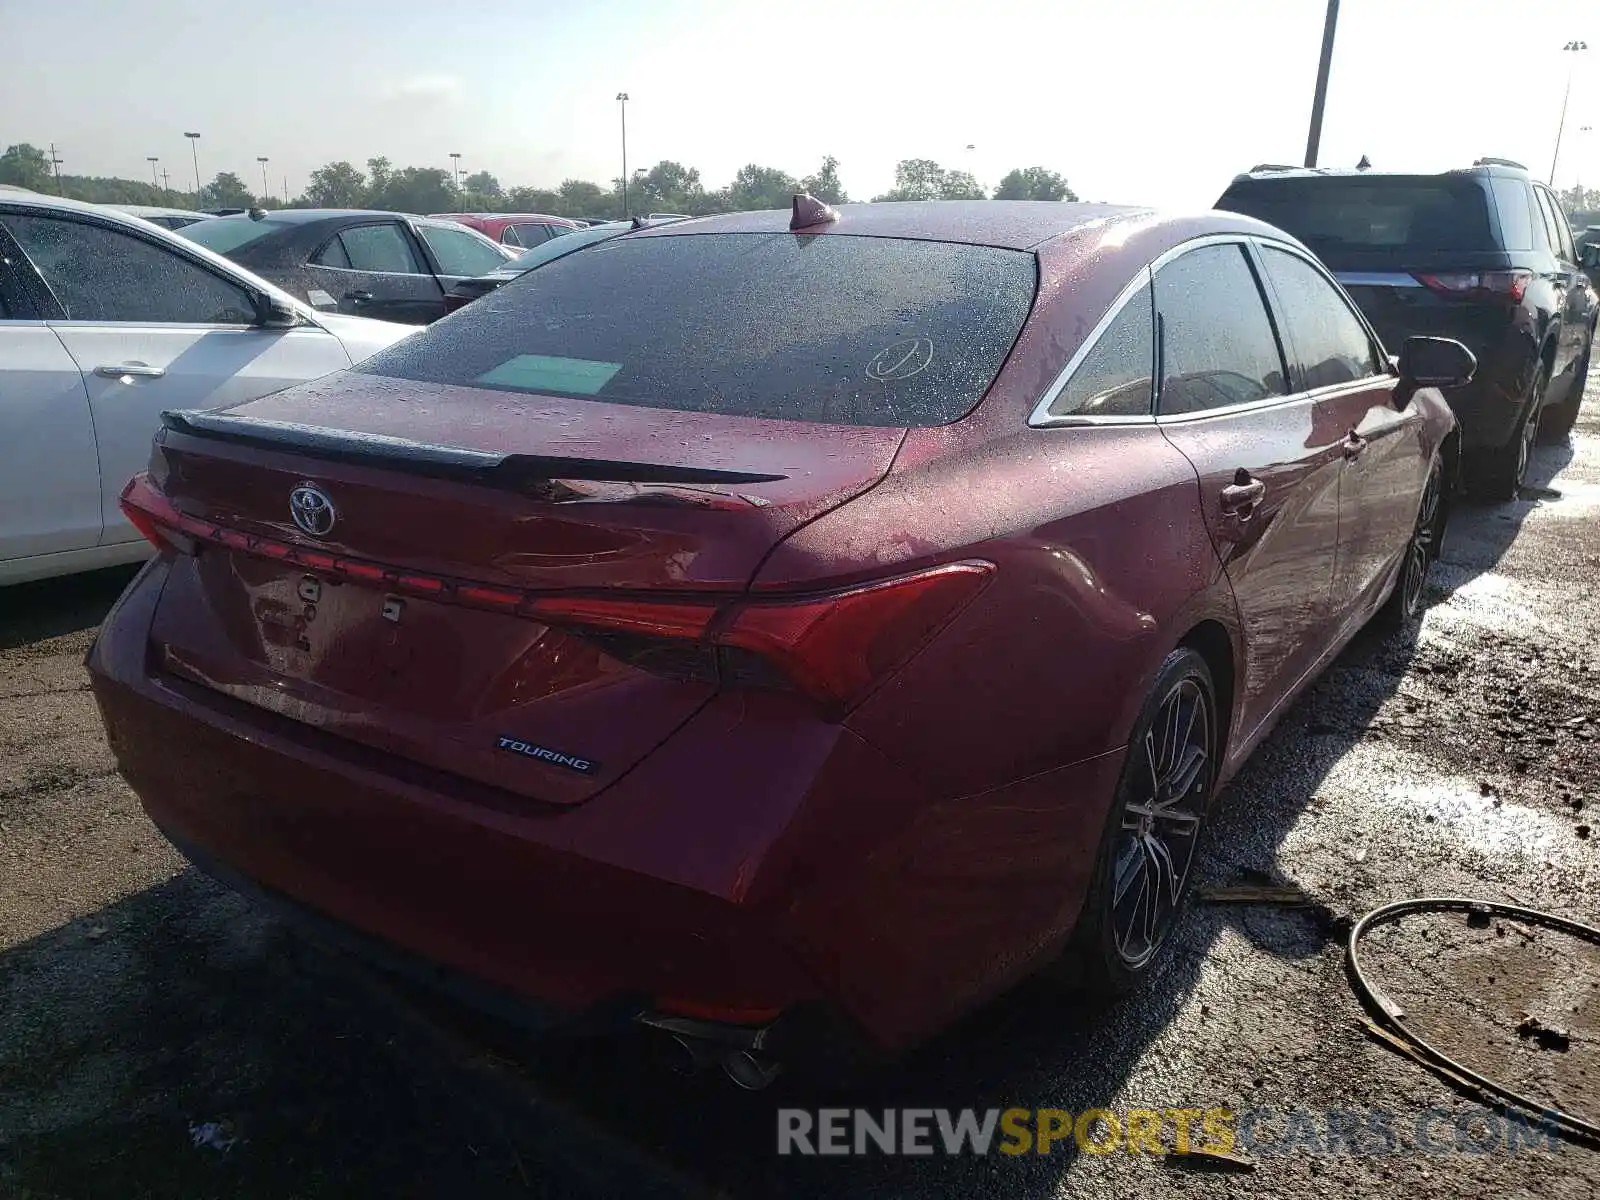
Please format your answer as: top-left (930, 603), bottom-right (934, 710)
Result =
top-left (145, 373), bottom-right (904, 806)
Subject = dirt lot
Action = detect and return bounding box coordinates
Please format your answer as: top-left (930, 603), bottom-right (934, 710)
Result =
top-left (3, 380), bottom-right (1600, 1199)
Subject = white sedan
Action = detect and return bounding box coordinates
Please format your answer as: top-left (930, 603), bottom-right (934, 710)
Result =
top-left (0, 194), bottom-right (414, 586)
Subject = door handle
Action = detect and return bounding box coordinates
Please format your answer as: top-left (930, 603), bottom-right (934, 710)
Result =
top-left (1344, 430), bottom-right (1368, 459)
top-left (93, 364), bottom-right (166, 380)
top-left (344, 290), bottom-right (374, 304)
top-left (1220, 473), bottom-right (1266, 515)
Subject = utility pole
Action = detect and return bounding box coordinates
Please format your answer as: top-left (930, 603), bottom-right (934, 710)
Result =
top-left (1304, 0), bottom-right (1340, 167)
top-left (616, 92), bottom-right (630, 218)
top-left (1551, 41), bottom-right (1590, 185)
top-left (48, 143), bottom-right (63, 193)
top-left (160, 168), bottom-right (171, 201)
top-left (283, 175), bottom-right (289, 205)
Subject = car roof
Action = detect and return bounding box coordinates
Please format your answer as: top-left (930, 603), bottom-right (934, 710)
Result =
top-left (198, 209), bottom-right (497, 234)
top-left (432, 212), bottom-right (575, 224)
top-left (110, 204), bottom-right (214, 220)
top-left (0, 191), bottom-right (139, 215)
top-left (227, 208), bottom-right (409, 223)
top-left (1227, 161), bottom-right (1531, 186)
top-left (629, 201), bottom-right (1154, 250)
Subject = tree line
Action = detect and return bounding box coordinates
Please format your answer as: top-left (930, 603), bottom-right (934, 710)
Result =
top-left (1, 143), bottom-right (1077, 216)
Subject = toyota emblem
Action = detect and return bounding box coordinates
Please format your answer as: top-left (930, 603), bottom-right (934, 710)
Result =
top-left (289, 483), bottom-right (337, 537)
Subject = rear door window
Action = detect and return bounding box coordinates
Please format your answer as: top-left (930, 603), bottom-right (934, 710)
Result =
top-left (3, 213), bottom-right (257, 323)
top-left (359, 232), bottom-right (1037, 426)
top-left (1154, 243), bottom-right (1288, 415)
top-left (338, 223), bottom-right (424, 274)
top-left (1536, 189), bottom-right (1577, 261)
top-left (1048, 282), bottom-right (1153, 417)
top-left (311, 235), bottom-right (352, 269)
top-left (1490, 178), bottom-right (1535, 251)
top-left (513, 223), bottom-right (553, 247)
top-left (1258, 246), bottom-right (1383, 389)
top-left (418, 224), bottom-right (508, 277)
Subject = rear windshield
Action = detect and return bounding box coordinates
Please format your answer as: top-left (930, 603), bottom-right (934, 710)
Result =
top-left (359, 232), bottom-right (1037, 427)
top-left (182, 216), bottom-right (295, 255)
top-left (1218, 176), bottom-right (1496, 253)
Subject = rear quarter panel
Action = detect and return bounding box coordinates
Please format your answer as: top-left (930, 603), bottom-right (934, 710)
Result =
top-left (766, 424), bottom-right (1235, 799)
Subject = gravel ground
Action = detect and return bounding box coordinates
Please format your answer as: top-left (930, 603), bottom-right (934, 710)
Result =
top-left (2, 379), bottom-right (1598, 1199)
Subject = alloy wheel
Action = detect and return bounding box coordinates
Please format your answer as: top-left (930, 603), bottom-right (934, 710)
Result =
top-left (1111, 677), bottom-right (1213, 969)
top-left (1403, 464), bottom-right (1442, 617)
top-left (1515, 374), bottom-right (1545, 489)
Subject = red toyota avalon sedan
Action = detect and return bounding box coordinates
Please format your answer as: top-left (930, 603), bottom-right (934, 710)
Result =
top-left (89, 199), bottom-right (1471, 1086)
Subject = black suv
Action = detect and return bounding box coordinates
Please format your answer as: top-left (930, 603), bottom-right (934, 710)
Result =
top-left (1218, 161), bottom-right (1598, 498)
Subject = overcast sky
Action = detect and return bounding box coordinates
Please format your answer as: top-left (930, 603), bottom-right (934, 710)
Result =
top-left (1, 0), bottom-right (1594, 207)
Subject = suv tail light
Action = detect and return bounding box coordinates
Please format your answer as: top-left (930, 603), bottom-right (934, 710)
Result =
top-left (1414, 270), bottom-right (1532, 303)
top-left (121, 473), bottom-right (994, 713)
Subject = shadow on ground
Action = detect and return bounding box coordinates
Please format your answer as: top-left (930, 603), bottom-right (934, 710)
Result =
top-left (0, 565), bottom-right (139, 652)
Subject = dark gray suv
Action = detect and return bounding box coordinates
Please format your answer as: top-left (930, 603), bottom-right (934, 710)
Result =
top-left (1219, 161), bottom-right (1598, 499)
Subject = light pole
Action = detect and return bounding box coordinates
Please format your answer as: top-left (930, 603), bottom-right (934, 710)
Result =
top-left (147, 156), bottom-right (160, 195)
top-left (256, 156), bottom-right (270, 204)
top-left (448, 152), bottom-right (462, 209)
top-left (616, 92), bottom-right (629, 218)
top-left (1551, 41), bottom-right (1589, 185)
top-left (184, 132), bottom-right (202, 198)
top-left (1304, 0), bottom-right (1340, 167)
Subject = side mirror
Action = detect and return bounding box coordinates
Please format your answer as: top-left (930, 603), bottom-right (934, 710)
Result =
top-left (1398, 336), bottom-right (1476, 393)
top-left (1580, 243), bottom-right (1600, 270)
top-left (255, 293), bottom-right (304, 329)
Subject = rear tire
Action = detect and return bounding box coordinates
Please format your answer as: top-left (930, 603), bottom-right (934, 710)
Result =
top-left (1539, 346), bottom-right (1589, 444)
top-left (1377, 456), bottom-right (1444, 630)
top-left (1467, 365), bottom-right (1545, 502)
top-left (1061, 648), bottom-right (1218, 997)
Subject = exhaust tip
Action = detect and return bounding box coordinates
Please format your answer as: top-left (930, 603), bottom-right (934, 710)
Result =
top-left (665, 1034), bottom-right (713, 1076)
top-left (721, 1050), bottom-right (782, 1091)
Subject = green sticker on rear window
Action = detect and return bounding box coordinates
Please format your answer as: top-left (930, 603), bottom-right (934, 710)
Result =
top-left (475, 355), bottom-right (622, 395)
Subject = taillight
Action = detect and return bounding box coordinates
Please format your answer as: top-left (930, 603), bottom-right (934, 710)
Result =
top-left (1414, 270), bottom-right (1531, 303)
top-left (120, 474), bottom-right (192, 552)
top-left (121, 471), bottom-right (994, 712)
top-left (523, 563), bottom-right (994, 711)
top-left (717, 564), bottom-right (994, 708)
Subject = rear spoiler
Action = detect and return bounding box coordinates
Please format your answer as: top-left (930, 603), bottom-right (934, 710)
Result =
top-left (159, 410), bottom-right (788, 488)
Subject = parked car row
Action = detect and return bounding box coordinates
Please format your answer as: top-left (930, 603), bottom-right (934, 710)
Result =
top-left (181, 209), bottom-right (516, 324)
top-left (431, 211), bottom-right (581, 248)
